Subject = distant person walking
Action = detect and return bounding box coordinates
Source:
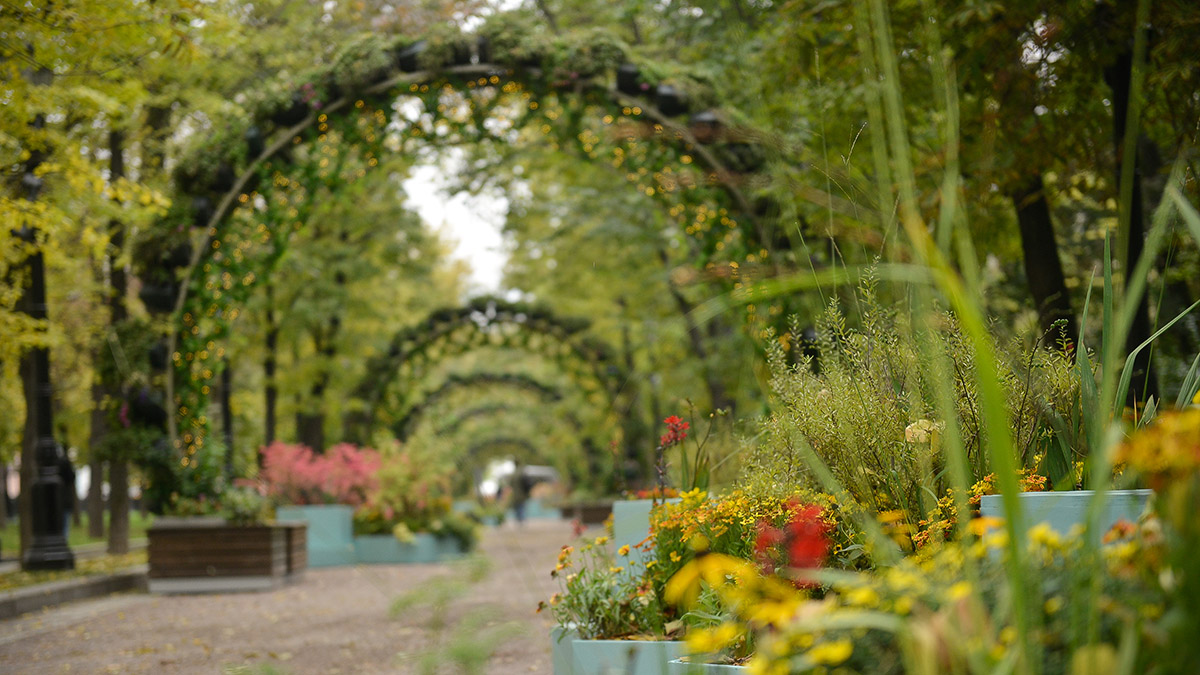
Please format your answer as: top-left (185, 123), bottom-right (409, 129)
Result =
top-left (512, 464), bottom-right (532, 526)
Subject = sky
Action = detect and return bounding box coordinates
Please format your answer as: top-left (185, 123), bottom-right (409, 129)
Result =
top-left (403, 152), bottom-right (510, 297)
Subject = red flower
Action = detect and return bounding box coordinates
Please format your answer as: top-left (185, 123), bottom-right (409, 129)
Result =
top-left (754, 503), bottom-right (830, 586)
top-left (659, 415), bottom-right (690, 446)
top-left (785, 505), bottom-right (830, 569)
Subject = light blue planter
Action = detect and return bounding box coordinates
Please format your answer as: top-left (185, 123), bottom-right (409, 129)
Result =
top-left (551, 626), bottom-right (578, 675)
top-left (668, 658), bottom-right (749, 675)
top-left (570, 639), bottom-right (684, 675)
top-left (276, 504), bottom-right (355, 567)
top-left (979, 490), bottom-right (1153, 542)
top-left (353, 533), bottom-right (464, 564)
top-left (612, 499), bottom-right (679, 576)
top-left (508, 499), bottom-right (563, 522)
top-left (435, 535), bottom-right (468, 560)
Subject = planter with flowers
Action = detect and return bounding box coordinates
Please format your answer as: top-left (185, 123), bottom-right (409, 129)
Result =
top-left (547, 486), bottom-right (859, 675)
top-left (541, 535), bottom-right (681, 675)
top-left (148, 485), bottom-right (307, 594)
top-left (350, 442), bottom-right (479, 564)
top-left (262, 441), bottom-right (380, 567)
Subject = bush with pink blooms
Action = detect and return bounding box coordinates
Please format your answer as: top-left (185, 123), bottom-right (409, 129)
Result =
top-left (260, 441), bottom-right (381, 506)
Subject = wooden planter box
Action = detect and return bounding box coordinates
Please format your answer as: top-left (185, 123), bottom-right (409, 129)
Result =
top-left (148, 517), bottom-right (307, 594)
top-left (566, 500), bottom-right (614, 526)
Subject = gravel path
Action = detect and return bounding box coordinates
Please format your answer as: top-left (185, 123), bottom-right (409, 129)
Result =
top-left (0, 519), bottom-right (579, 674)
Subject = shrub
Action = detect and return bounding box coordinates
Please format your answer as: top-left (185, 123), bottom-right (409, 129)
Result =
top-left (260, 441), bottom-right (381, 506)
top-left (741, 274), bottom-right (1078, 532)
top-left (353, 442), bottom-right (479, 551)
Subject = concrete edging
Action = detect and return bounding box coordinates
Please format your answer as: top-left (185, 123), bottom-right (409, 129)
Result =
top-left (0, 565), bottom-right (148, 621)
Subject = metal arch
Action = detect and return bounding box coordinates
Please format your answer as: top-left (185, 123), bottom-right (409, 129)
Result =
top-left (429, 402), bottom-right (585, 437)
top-left (356, 296), bottom-right (626, 427)
top-left (392, 371), bottom-right (565, 439)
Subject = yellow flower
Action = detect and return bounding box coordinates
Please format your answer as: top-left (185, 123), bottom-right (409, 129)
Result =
top-left (1070, 644), bottom-right (1117, 675)
top-left (968, 516), bottom-right (1003, 537)
top-left (686, 623), bottom-right (741, 653)
top-left (845, 586), bottom-right (880, 608)
top-left (609, 566), bottom-right (624, 574)
top-left (747, 655), bottom-right (788, 675)
top-left (946, 581), bottom-right (972, 601)
top-left (618, 544), bottom-right (631, 556)
top-left (1028, 522), bottom-right (1061, 550)
top-left (595, 536), bottom-right (609, 545)
top-left (670, 551), bottom-right (682, 562)
top-left (744, 598), bottom-right (799, 627)
top-left (807, 639), bottom-right (853, 666)
top-left (664, 553), bottom-right (755, 608)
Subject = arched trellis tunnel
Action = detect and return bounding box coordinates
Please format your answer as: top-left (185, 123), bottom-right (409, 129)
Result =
top-left (391, 371), bottom-right (565, 439)
top-left (348, 297), bottom-right (626, 436)
top-left (393, 373), bottom-right (603, 490)
top-left (145, 14), bottom-right (796, 493)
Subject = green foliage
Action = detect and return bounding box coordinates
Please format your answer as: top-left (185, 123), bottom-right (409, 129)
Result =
top-left (742, 274), bottom-right (1080, 525)
top-left (220, 486), bottom-right (271, 526)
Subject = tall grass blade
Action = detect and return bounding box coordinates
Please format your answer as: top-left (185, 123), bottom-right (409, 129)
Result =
top-left (1077, 271), bottom-right (1100, 464)
top-left (1175, 352), bottom-right (1200, 410)
top-left (1102, 233), bottom-right (1113, 373)
top-left (1114, 297), bottom-right (1200, 411)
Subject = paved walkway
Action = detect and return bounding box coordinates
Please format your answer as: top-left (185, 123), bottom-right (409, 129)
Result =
top-left (0, 519), bottom-right (580, 674)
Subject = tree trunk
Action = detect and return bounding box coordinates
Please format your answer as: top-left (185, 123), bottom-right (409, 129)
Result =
top-left (221, 357), bottom-right (234, 478)
top-left (615, 298), bottom-right (650, 477)
top-left (87, 382), bottom-right (106, 538)
top-left (0, 463), bottom-right (7, 528)
top-left (106, 129), bottom-right (129, 555)
top-left (1009, 177), bottom-right (1079, 345)
top-left (264, 285), bottom-right (278, 451)
top-left (1105, 49), bottom-right (1160, 406)
top-left (107, 459), bottom-right (129, 554)
top-left (87, 458), bottom-right (104, 538)
top-left (18, 355), bottom-right (35, 557)
top-left (660, 252), bottom-right (735, 414)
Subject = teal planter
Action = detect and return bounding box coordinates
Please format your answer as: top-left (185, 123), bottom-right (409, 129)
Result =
top-left (979, 490), bottom-right (1153, 542)
top-left (551, 626), bottom-right (579, 675)
top-left (353, 533), bottom-right (464, 564)
top-left (276, 504), bottom-right (355, 567)
top-left (571, 639), bottom-right (684, 675)
top-left (435, 535), bottom-right (468, 560)
top-left (612, 499), bottom-right (679, 576)
top-left (508, 499), bottom-right (563, 521)
top-left (668, 659), bottom-right (748, 675)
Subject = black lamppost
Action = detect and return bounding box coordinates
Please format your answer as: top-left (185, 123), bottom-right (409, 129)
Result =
top-left (18, 120), bottom-right (74, 571)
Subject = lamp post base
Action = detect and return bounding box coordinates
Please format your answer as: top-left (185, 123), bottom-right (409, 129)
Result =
top-left (22, 470), bottom-right (75, 571)
top-left (22, 537), bottom-right (75, 570)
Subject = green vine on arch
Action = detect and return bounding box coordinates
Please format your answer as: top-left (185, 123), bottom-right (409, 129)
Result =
top-left (392, 371), bottom-right (566, 438)
top-left (153, 13), bottom-right (785, 487)
top-left (352, 297), bottom-right (628, 435)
